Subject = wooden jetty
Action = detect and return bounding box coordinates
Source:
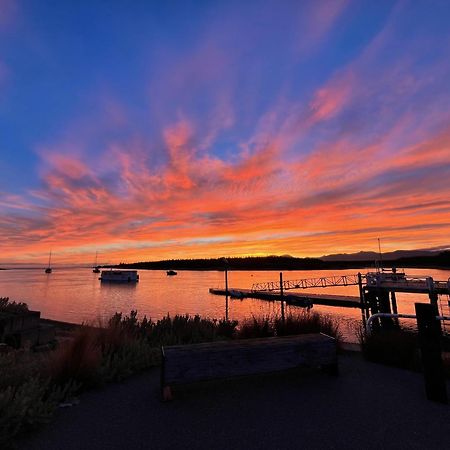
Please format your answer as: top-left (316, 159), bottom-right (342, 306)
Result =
top-left (209, 288), bottom-right (361, 308)
top-left (210, 270), bottom-right (450, 314)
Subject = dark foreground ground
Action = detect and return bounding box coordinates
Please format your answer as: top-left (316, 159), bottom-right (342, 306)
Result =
top-left (18, 352), bottom-right (450, 450)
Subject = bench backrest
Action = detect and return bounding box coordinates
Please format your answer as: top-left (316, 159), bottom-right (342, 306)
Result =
top-left (162, 333), bottom-right (336, 385)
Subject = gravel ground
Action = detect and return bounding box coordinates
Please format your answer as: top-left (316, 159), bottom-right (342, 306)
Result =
top-left (17, 352), bottom-right (450, 450)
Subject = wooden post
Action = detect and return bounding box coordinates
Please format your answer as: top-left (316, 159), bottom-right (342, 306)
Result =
top-left (367, 291), bottom-right (380, 332)
top-left (427, 276), bottom-right (442, 334)
top-left (415, 303), bottom-right (447, 404)
top-left (225, 262), bottom-right (229, 321)
top-left (391, 291), bottom-right (399, 327)
top-left (225, 266), bottom-right (228, 294)
top-left (379, 291), bottom-right (393, 329)
top-left (280, 272), bottom-right (285, 323)
top-left (391, 291), bottom-right (398, 314)
top-left (358, 273), bottom-right (366, 327)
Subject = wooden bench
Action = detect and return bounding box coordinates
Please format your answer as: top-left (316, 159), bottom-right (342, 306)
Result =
top-left (161, 333), bottom-right (337, 400)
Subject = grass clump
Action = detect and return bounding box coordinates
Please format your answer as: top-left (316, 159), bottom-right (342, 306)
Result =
top-left (146, 314), bottom-right (238, 346)
top-left (237, 311), bottom-right (341, 343)
top-left (275, 311), bottom-right (341, 341)
top-left (0, 297), bottom-right (29, 314)
top-left (238, 316), bottom-right (273, 339)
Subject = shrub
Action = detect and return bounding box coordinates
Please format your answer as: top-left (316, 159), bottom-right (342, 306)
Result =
top-left (0, 377), bottom-right (78, 446)
top-left (1, 308), bottom-right (343, 446)
top-left (275, 311), bottom-right (342, 343)
top-left (360, 328), bottom-right (420, 370)
top-left (147, 314), bottom-right (238, 346)
top-left (49, 327), bottom-right (102, 388)
top-left (236, 311), bottom-right (342, 342)
top-left (238, 316), bottom-right (274, 339)
top-left (0, 297), bottom-right (29, 313)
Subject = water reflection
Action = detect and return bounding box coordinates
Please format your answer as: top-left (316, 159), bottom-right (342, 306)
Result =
top-left (0, 267), bottom-right (448, 342)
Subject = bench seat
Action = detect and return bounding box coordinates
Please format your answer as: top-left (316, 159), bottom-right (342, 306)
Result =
top-left (161, 333), bottom-right (337, 400)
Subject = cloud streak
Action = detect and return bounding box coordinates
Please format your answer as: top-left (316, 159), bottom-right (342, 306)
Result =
top-left (1, 1), bottom-right (450, 263)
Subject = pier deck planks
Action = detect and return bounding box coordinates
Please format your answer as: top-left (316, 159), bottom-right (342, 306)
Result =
top-left (209, 287), bottom-right (361, 308)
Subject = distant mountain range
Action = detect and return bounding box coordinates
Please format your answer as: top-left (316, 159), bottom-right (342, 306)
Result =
top-left (320, 249), bottom-right (446, 262)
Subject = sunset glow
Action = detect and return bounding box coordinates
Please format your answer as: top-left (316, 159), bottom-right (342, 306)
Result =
top-left (1, 1), bottom-right (450, 264)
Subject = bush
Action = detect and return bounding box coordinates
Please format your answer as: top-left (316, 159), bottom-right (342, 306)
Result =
top-left (1, 308), bottom-right (341, 446)
top-left (236, 311), bottom-right (342, 342)
top-left (0, 377), bottom-right (78, 447)
top-left (147, 314), bottom-right (238, 346)
top-left (275, 311), bottom-right (341, 342)
top-left (360, 328), bottom-right (420, 370)
top-left (0, 297), bottom-right (29, 313)
top-left (238, 316), bottom-right (273, 339)
top-left (49, 327), bottom-right (103, 387)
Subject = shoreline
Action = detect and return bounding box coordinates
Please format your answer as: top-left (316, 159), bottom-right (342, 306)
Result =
top-left (2, 263), bottom-right (450, 271)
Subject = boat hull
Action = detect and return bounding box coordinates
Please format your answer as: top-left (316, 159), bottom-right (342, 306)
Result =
top-left (100, 270), bottom-right (139, 283)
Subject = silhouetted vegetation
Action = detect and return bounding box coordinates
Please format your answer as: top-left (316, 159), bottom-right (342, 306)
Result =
top-left (0, 297), bottom-right (29, 314)
top-left (1, 308), bottom-right (342, 445)
top-left (237, 312), bottom-right (341, 343)
top-left (360, 328), bottom-right (420, 371)
top-left (359, 327), bottom-right (450, 377)
top-left (115, 255), bottom-right (330, 270)
top-left (113, 251), bottom-right (450, 271)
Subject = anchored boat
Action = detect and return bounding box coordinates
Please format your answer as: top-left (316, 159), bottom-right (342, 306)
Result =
top-left (92, 251), bottom-right (100, 273)
top-left (99, 270), bottom-right (139, 283)
top-left (45, 251), bottom-right (52, 274)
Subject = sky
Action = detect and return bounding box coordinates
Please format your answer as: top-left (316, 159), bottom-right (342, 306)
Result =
top-left (1, 0), bottom-right (450, 265)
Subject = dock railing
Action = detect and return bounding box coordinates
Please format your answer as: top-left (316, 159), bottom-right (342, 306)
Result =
top-left (251, 274), bottom-right (361, 292)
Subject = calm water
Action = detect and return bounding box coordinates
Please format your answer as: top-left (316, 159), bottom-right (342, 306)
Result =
top-left (1, 267), bottom-right (449, 342)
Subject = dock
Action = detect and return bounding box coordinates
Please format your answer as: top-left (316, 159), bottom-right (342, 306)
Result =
top-left (210, 271), bottom-right (450, 313)
top-left (208, 288), bottom-right (361, 308)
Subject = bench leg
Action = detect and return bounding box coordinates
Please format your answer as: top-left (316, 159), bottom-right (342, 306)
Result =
top-left (321, 362), bottom-right (339, 376)
top-left (162, 385), bottom-right (173, 402)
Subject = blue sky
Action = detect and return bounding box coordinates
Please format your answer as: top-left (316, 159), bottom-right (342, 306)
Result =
top-left (1, 0), bottom-right (450, 263)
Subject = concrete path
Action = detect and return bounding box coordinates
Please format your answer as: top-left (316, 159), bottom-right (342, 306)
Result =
top-left (18, 353), bottom-right (450, 450)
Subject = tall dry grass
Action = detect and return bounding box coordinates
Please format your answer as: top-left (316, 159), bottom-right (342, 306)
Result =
top-left (237, 311), bottom-right (342, 343)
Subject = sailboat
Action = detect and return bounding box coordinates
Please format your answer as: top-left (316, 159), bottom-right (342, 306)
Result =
top-left (45, 251), bottom-right (52, 273)
top-left (92, 251), bottom-right (100, 273)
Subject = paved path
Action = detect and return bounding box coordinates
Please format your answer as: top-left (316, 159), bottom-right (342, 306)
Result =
top-left (18, 353), bottom-right (450, 450)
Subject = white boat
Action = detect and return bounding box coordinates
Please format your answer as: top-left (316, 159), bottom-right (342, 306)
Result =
top-left (99, 270), bottom-right (139, 283)
top-left (365, 269), bottom-right (406, 286)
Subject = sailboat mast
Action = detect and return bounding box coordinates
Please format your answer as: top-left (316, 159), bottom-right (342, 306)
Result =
top-left (378, 238), bottom-right (383, 270)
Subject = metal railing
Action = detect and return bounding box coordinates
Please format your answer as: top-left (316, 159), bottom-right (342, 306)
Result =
top-left (252, 273), bottom-right (450, 294)
top-left (251, 274), bottom-right (361, 292)
top-left (365, 313), bottom-right (450, 335)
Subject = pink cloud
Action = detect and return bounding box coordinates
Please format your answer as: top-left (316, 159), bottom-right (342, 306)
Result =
top-left (309, 72), bottom-right (354, 122)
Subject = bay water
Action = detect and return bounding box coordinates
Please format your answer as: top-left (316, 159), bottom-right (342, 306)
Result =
top-left (1, 267), bottom-right (449, 342)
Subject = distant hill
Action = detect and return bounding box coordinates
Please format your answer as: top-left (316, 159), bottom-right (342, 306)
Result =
top-left (115, 256), bottom-right (329, 271)
top-left (320, 249), bottom-right (441, 261)
top-left (113, 251), bottom-right (450, 271)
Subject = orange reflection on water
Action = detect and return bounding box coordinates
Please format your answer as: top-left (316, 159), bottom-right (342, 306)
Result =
top-left (1, 267), bottom-right (449, 342)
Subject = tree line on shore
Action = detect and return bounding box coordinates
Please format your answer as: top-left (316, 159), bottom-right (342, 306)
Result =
top-left (113, 251), bottom-right (450, 271)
